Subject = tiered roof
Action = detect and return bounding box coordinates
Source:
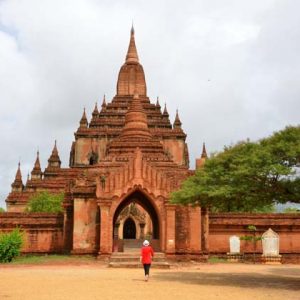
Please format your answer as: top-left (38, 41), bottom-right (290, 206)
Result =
top-left (75, 27), bottom-right (186, 141)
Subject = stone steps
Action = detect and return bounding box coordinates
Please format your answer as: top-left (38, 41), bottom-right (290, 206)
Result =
top-left (108, 252), bottom-right (170, 269)
top-left (110, 252), bottom-right (166, 262)
top-left (111, 252), bottom-right (166, 257)
top-left (108, 261), bottom-right (170, 269)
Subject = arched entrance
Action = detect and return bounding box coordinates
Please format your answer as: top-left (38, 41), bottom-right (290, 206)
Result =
top-left (123, 218), bottom-right (136, 239)
top-left (113, 189), bottom-right (160, 252)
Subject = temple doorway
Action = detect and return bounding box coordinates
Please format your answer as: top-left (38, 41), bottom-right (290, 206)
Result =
top-left (123, 218), bottom-right (136, 239)
top-left (114, 203), bottom-right (153, 240)
top-left (112, 190), bottom-right (160, 252)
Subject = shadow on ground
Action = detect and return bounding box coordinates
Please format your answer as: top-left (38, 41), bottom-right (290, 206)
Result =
top-left (154, 270), bottom-right (300, 291)
top-left (267, 267), bottom-right (300, 277)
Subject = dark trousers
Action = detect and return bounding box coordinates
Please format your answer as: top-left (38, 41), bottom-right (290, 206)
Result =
top-left (143, 264), bottom-right (151, 276)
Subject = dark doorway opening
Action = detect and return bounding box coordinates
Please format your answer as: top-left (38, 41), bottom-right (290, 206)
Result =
top-left (123, 218), bottom-right (136, 239)
top-left (113, 190), bottom-right (159, 239)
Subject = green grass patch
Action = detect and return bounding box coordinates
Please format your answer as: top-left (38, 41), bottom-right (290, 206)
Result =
top-left (208, 256), bottom-right (228, 263)
top-left (6, 254), bottom-right (96, 265)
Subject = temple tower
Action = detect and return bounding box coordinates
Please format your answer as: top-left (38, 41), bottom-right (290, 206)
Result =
top-left (71, 27), bottom-right (189, 168)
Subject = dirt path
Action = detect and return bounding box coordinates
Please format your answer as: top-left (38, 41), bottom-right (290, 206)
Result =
top-left (0, 263), bottom-right (299, 300)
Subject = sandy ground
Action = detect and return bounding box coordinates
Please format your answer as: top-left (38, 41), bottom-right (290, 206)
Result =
top-left (0, 263), bottom-right (300, 300)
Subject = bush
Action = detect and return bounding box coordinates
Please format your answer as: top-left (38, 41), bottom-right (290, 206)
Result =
top-left (0, 207), bottom-right (5, 213)
top-left (26, 191), bottom-right (64, 213)
top-left (0, 229), bottom-right (23, 263)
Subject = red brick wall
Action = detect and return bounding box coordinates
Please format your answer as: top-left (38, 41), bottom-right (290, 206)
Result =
top-left (209, 213), bottom-right (300, 254)
top-left (1, 212), bottom-right (299, 256)
top-left (175, 206), bottom-right (189, 253)
top-left (0, 212), bottom-right (64, 253)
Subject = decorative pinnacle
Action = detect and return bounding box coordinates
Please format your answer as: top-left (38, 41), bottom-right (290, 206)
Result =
top-left (92, 102), bottom-right (99, 116)
top-left (102, 94), bottom-right (106, 108)
top-left (11, 160), bottom-right (23, 189)
top-left (173, 109), bottom-right (182, 128)
top-left (163, 103), bottom-right (169, 116)
top-left (54, 140), bottom-right (58, 152)
top-left (80, 107), bottom-right (88, 127)
top-left (15, 161), bottom-right (22, 182)
top-left (126, 26), bottom-right (139, 64)
top-left (156, 96), bottom-right (161, 108)
top-left (32, 150), bottom-right (41, 172)
top-left (201, 142), bottom-right (208, 158)
top-left (47, 140), bottom-right (61, 167)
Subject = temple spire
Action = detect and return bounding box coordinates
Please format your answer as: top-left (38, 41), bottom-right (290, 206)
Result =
top-left (126, 26), bottom-right (139, 64)
top-left (201, 142), bottom-right (208, 158)
top-left (117, 27), bottom-right (146, 96)
top-left (34, 151), bottom-right (41, 169)
top-left (15, 162), bottom-right (22, 182)
top-left (47, 140), bottom-right (61, 168)
top-left (89, 102), bottom-right (99, 127)
top-left (11, 161), bottom-right (23, 191)
top-left (92, 102), bottom-right (99, 117)
top-left (196, 142), bottom-right (208, 170)
top-left (31, 150), bottom-right (42, 180)
top-left (44, 141), bottom-right (61, 178)
top-left (173, 109), bottom-right (182, 129)
top-left (156, 97), bottom-right (161, 109)
top-left (101, 94), bottom-right (106, 108)
top-left (79, 108), bottom-right (88, 128)
top-left (163, 103), bottom-right (169, 117)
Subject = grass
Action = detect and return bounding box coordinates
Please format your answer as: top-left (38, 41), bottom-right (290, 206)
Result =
top-left (3, 254), bottom-right (97, 265)
top-left (208, 256), bottom-right (229, 263)
top-left (2, 254), bottom-right (232, 265)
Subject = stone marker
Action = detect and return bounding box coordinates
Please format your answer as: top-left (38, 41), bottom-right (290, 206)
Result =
top-left (227, 235), bottom-right (243, 262)
top-left (229, 235), bottom-right (240, 254)
top-left (261, 228), bottom-right (281, 264)
top-left (262, 228), bottom-right (279, 255)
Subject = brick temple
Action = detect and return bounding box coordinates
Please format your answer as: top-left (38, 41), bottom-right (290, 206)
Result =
top-left (5, 27), bottom-right (209, 257)
top-left (2, 27), bottom-right (300, 261)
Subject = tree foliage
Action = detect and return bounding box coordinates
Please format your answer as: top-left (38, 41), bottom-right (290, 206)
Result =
top-left (0, 228), bottom-right (23, 263)
top-left (0, 207), bottom-right (5, 213)
top-left (171, 126), bottom-right (300, 212)
top-left (26, 191), bottom-right (64, 213)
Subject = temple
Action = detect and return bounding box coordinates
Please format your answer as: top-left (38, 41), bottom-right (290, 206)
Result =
top-left (5, 27), bottom-right (207, 256)
top-left (3, 28), bottom-right (300, 261)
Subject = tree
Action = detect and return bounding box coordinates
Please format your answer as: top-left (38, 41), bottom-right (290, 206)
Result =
top-left (0, 208), bottom-right (5, 213)
top-left (26, 191), bottom-right (64, 213)
top-left (171, 126), bottom-right (300, 212)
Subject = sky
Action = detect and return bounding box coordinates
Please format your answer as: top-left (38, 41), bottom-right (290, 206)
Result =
top-left (0, 0), bottom-right (299, 208)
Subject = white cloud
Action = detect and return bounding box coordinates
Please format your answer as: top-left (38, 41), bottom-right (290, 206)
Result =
top-left (0, 0), bottom-right (299, 208)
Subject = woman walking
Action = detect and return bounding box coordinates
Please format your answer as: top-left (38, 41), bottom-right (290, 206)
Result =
top-left (140, 240), bottom-right (154, 282)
